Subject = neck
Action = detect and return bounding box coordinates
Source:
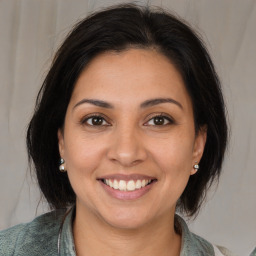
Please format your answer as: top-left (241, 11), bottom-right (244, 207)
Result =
top-left (73, 205), bottom-right (181, 256)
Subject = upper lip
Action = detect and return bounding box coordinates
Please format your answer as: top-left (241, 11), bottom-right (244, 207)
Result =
top-left (97, 174), bottom-right (157, 181)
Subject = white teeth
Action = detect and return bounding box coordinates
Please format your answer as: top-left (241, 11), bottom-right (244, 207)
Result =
top-left (119, 180), bottom-right (126, 191)
top-left (127, 180), bottom-right (135, 191)
top-left (104, 179), bottom-right (152, 191)
top-left (135, 180), bottom-right (142, 189)
top-left (113, 179), bottom-right (118, 189)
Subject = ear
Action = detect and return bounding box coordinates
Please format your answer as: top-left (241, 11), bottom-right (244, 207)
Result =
top-left (58, 128), bottom-right (65, 158)
top-left (191, 126), bottom-right (207, 175)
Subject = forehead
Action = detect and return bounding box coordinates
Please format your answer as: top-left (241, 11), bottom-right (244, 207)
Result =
top-left (70, 48), bottom-right (191, 109)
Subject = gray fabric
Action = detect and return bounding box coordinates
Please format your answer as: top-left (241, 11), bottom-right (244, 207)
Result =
top-left (0, 208), bottom-right (217, 256)
top-left (250, 248), bottom-right (256, 256)
top-left (176, 216), bottom-right (215, 256)
top-left (0, 210), bottom-right (66, 255)
top-left (214, 245), bottom-right (237, 256)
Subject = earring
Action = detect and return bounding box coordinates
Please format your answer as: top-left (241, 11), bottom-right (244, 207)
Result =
top-left (193, 162), bottom-right (199, 171)
top-left (59, 158), bottom-right (66, 172)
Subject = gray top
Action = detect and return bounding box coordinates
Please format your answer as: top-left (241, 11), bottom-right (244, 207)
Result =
top-left (250, 248), bottom-right (256, 256)
top-left (0, 208), bottom-right (225, 256)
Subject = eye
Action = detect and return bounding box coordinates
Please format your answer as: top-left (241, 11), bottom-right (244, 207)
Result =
top-left (82, 115), bottom-right (110, 126)
top-left (145, 114), bottom-right (174, 126)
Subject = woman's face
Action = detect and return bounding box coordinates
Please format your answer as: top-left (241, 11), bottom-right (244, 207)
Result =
top-left (58, 48), bottom-right (206, 229)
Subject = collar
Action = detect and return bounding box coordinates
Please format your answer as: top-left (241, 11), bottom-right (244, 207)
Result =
top-left (58, 208), bottom-right (214, 256)
top-left (176, 214), bottom-right (214, 256)
top-left (58, 207), bottom-right (76, 256)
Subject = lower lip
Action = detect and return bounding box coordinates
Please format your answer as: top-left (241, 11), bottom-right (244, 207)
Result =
top-left (99, 181), bottom-right (155, 200)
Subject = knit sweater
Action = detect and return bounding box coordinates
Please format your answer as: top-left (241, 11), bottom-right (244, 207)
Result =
top-left (0, 208), bottom-right (234, 256)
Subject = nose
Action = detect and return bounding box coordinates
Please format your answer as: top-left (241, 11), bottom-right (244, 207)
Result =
top-left (107, 125), bottom-right (147, 167)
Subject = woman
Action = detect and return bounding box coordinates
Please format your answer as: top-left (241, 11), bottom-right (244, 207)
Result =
top-left (0, 4), bottom-right (234, 256)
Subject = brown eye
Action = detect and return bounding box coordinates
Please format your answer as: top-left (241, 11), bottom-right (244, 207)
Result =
top-left (145, 115), bottom-right (174, 126)
top-left (83, 115), bottom-right (109, 126)
top-left (153, 116), bottom-right (165, 125)
top-left (91, 116), bottom-right (103, 125)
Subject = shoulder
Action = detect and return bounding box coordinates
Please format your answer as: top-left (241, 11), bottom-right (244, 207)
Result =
top-left (250, 247), bottom-right (256, 256)
top-left (190, 230), bottom-right (237, 256)
top-left (213, 245), bottom-right (237, 256)
top-left (0, 209), bottom-right (66, 256)
top-left (189, 232), bottom-right (236, 256)
top-left (0, 223), bottom-right (26, 255)
top-left (175, 214), bottom-right (235, 256)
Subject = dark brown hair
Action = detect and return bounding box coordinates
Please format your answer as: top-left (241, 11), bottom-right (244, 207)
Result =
top-left (27, 4), bottom-right (228, 217)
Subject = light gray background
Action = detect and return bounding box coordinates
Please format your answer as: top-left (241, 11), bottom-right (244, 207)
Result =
top-left (0, 0), bottom-right (255, 255)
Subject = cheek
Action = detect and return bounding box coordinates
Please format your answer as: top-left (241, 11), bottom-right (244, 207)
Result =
top-left (149, 131), bottom-right (194, 196)
top-left (151, 131), bottom-right (194, 172)
top-left (63, 134), bottom-right (106, 201)
top-left (63, 130), bottom-right (105, 176)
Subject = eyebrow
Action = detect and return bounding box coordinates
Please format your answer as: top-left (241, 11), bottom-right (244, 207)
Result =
top-left (73, 99), bottom-right (114, 110)
top-left (73, 97), bottom-right (183, 110)
top-left (140, 98), bottom-right (183, 109)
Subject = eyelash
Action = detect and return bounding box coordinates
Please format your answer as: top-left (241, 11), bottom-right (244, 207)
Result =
top-left (80, 113), bottom-right (174, 127)
top-left (144, 114), bottom-right (174, 126)
top-left (80, 114), bottom-right (110, 126)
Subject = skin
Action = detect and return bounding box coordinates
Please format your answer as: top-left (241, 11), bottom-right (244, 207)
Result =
top-left (58, 48), bottom-right (207, 256)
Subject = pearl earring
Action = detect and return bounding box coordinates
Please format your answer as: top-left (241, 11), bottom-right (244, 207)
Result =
top-left (59, 158), bottom-right (66, 172)
top-left (193, 162), bottom-right (199, 171)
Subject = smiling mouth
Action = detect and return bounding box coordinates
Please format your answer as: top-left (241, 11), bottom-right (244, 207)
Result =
top-left (100, 179), bottom-right (157, 192)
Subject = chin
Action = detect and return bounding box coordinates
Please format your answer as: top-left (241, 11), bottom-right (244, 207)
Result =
top-left (106, 218), bottom-right (147, 230)
top-left (101, 208), bottom-right (151, 230)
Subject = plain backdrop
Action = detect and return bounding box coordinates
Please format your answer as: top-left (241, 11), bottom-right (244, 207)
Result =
top-left (0, 0), bottom-right (255, 255)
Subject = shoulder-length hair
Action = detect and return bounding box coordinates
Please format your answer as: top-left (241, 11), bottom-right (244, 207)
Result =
top-left (27, 4), bottom-right (228, 217)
